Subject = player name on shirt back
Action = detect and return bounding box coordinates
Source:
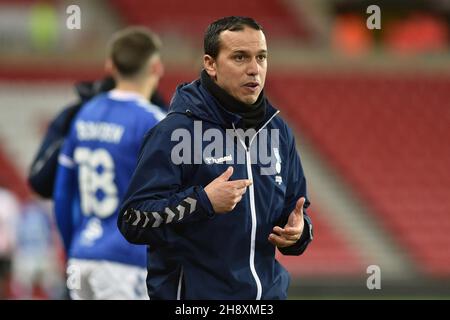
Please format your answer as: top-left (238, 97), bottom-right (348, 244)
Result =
top-left (76, 120), bottom-right (124, 143)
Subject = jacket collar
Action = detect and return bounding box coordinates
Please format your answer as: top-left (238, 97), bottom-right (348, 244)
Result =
top-left (200, 70), bottom-right (266, 130)
top-left (169, 79), bottom-right (278, 130)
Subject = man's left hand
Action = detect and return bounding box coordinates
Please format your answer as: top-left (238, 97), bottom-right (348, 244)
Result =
top-left (268, 197), bottom-right (305, 248)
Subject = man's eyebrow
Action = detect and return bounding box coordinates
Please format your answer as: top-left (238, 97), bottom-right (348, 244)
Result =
top-left (231, 50), bottom-right (249, 55)
top-left (231, 49), bottom-right (268, 55)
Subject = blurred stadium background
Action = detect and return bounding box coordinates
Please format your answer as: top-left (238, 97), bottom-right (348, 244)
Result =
top-left (0, 0), bottom-right (449, 299)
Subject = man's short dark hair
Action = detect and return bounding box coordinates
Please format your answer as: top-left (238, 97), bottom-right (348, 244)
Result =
top-left (109, 27), bottom-right (161, 78)
top-left (204, 16), bottom-right (263, 58)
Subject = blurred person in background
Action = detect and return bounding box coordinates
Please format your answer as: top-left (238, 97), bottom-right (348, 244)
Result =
top-left (53, 26), bottom-right (166, 299)
top-left (28, 75), bottom-right (167, 200)
top-left (118, 16), bottom-right (313, 300)
top-left (0, 185), bottom-right (20, 299)
top-left (11, 200), bottom-right (64, 299)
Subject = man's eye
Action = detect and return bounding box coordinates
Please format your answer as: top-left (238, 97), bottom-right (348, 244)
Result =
top-left (257, 55), bottom-right (267, 61)
top-left (234, 55), bottom-right (244, 61)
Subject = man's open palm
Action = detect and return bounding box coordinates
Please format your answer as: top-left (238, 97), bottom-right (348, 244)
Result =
top-left (268, 197), bottom-right (305, 248)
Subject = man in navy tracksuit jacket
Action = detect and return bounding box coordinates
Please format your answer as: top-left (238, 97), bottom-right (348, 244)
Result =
top-left (118, 16), bottom-right (313, 300)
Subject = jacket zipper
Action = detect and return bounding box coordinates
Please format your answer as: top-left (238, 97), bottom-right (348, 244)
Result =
top-left (232, 110), bottom-right (280, 300)
top-left (177, 265), bottom-right (184, 300)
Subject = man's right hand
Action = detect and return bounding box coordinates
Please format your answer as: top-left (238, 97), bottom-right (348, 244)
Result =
top-left (204, 166), bottom-right (252, 213)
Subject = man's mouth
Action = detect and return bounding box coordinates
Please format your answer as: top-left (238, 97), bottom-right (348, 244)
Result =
top-left (243, 82), bottom-right (260, 92)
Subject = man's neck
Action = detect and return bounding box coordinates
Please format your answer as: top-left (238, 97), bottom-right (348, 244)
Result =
top-left (114, 79), bottom-right (154, 100)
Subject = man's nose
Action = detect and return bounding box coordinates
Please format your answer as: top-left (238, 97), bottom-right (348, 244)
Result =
top-left (246, 57), bottom-right (259, 76)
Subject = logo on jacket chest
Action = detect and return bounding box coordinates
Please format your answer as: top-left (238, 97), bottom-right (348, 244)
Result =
top-left (273, 147), bottom-right (283, 185)
top-left (204, 154), bottom-right (233, 164)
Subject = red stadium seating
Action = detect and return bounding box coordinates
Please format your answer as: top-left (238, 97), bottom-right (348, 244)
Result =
top-left (267, 73), bottom-right (450, 277)
top-left (109, 0), bottom-right (310, 40)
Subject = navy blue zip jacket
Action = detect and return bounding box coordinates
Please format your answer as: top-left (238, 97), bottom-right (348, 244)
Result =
top-left (118, 79), bottom-right (313, 300)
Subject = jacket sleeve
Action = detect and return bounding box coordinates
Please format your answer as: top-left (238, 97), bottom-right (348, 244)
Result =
top-left (53, 133), bottom-right (77, 254)
top-left (118, 122), bottom-right (215, 247)
top-left (28, 104), bottom-right (80, 198)
top-left (277, 126), bottom-right (313, 256)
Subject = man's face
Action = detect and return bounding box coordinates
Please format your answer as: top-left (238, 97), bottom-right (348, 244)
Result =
top-left (204, 26), bottom-right (267, 105)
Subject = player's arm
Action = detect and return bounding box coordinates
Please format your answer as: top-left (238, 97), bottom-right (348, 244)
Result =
top-left (118, 124), bottom-right (217, 247)
top-left (53, 135), bottom-right (77, 254)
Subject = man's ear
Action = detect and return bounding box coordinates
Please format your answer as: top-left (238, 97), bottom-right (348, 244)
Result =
top-left (203, 54), bottom-right (217, 78)
top-left (149, 56), bottom-right (164, 78)
top-left (105, 58), bottom-right (114, 75)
